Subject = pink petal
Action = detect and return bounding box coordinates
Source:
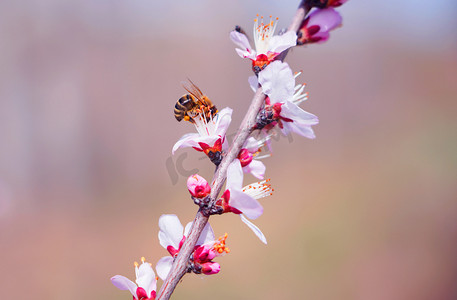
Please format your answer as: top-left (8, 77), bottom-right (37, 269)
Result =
top-left (156, 256), bottom-right (173, 281)
top-left (229, 189), bottom-right (264, 220)
top-left (111, 275), bottom-right (138, 299)
top-left (240, 215), bottom-right (267, 244)
top-left (307, 8), bottom-right (342, 33)
top-left (268, 31), bottom-right (297, 54)
top-left (158, 214), bottom-right (184, 250)
top-left (258, 61), bottom-right (295, 103)
top-left (187, 174), bottom-right (211, 198)
top-left (313, 31), bottom-right (331, 43)
top-left (201, 262), bottom-right (221, 275)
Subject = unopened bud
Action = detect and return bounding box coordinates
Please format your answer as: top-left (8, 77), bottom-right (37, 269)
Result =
top-left (200, 262), bottom-right (221, 275)
top-left (237, 148), bottom-right (253, 167)
top-left (326, 0), bottom-right (348, 7)
top-left (187, 174), bottom-right (211, 198)
top-left (297, 8), bottom-right (342, 45)
top-left (193, 243), bottom-right (216, 262)
top-left (306, 0), bottom-right (347, 8)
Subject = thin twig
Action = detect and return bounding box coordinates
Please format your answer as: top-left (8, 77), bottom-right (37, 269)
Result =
top-left (156, 2), bottom-right (309, 299)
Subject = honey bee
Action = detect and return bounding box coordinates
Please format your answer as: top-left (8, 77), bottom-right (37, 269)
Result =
top-left (174, 80), bottom-right (218, 123)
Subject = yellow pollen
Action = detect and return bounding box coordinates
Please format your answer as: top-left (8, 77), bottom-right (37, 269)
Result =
top-left (134, 261), bottom-right (139, 267)
top-left (269, 15), bottom-right (272, 18)
top-left (213, 233), bottom-right (230, 254)
top-left (141, 257), bottom-right (146, 263)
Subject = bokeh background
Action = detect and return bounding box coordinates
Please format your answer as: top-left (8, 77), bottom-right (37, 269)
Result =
top-left (1, 0), bottom-right (456, 299)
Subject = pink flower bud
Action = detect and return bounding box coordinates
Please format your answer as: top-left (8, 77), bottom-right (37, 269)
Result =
top-left (237, 148), bottom-right (253, 167)
top-left (193, 243), bottom-right (217, 262)
top-left (306, 0), bottom-right (347, 8)
top-left (187, 174), bottom-right (211, 198)
top-left (327, 0), bottom-right (348, 7)
top-left (201, 262), bottom-right (221, 275)
top-left (297, 8), bottom-right (342, 45)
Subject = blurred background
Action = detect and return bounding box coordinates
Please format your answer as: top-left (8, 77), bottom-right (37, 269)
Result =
top-left (1, 0), bottom-right (456, 299)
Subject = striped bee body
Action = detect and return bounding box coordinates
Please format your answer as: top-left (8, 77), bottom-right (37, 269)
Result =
top-left (174, 94), bottom-right (197, 123)
top-left (173, 80), bottom-right (218, 124)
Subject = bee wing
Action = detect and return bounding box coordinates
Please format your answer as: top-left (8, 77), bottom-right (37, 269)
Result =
top-left (181, 79), bottom-right (204, 101)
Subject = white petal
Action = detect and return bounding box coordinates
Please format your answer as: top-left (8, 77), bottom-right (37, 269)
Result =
top-left (214, 107), bottom-right (233, 137)
top-left (258, 61), bottom-right (295, 103)
top-left (199, 221), bottom-right (216, 245)
top-left (156, 256), bottom-right (174, 281)
top-left (172, 133), bottom-right (200, 154)
top-left (248, 76), bottom-right (259, 92)
top-left (226, 160), bottom-right (243, 190)
top-left (230, 189), bottom-right (264, 220)
top-left (172, 133), bottom-right (221, 154)
top-left (267, 31), bottom-right (297, 54)
top-left (111, 275), bottom-right (138, 299)
top-left (240, 215), bottom-right (267, 244)
top-left (230, 30), bottom-right (253, 53)
top-left (235, 48), bottom-right (256, 59)
top-left (243, 160), bottom-right (266, 180)
top-left (158, 214), bottom-right (184, 250)
top-left (243, 137), bottom-right (260, 153)
top-left (280, 124), bottom-right (291, 136)
top-left (136, 263), bottom-right (156, 297)
top-left (282, 101), bottom-right (319, 124)
top-left (184, 221), bottom-right (215, 246)
top-left (184, 221), bottom-right (192, 237)
top-left (284, 122), bottom-right (316, 139)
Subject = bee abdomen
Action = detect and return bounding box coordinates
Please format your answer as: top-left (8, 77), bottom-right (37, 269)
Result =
top-left (174, 94), bottom-right (196, 122)
top-left (178, 94), bottom-right (195, 109)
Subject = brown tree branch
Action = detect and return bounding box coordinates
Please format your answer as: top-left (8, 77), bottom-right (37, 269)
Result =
top-left (156, 2), bottom-right (310, 299)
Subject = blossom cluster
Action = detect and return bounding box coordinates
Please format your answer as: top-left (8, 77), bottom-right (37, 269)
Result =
top-left (111, 2), bottom-right (347, 299)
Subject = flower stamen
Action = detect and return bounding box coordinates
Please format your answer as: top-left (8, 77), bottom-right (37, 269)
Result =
top-left (242, 179), bottom-right (274, 198)
top-left (213, 233), bottom-right (230, 254)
